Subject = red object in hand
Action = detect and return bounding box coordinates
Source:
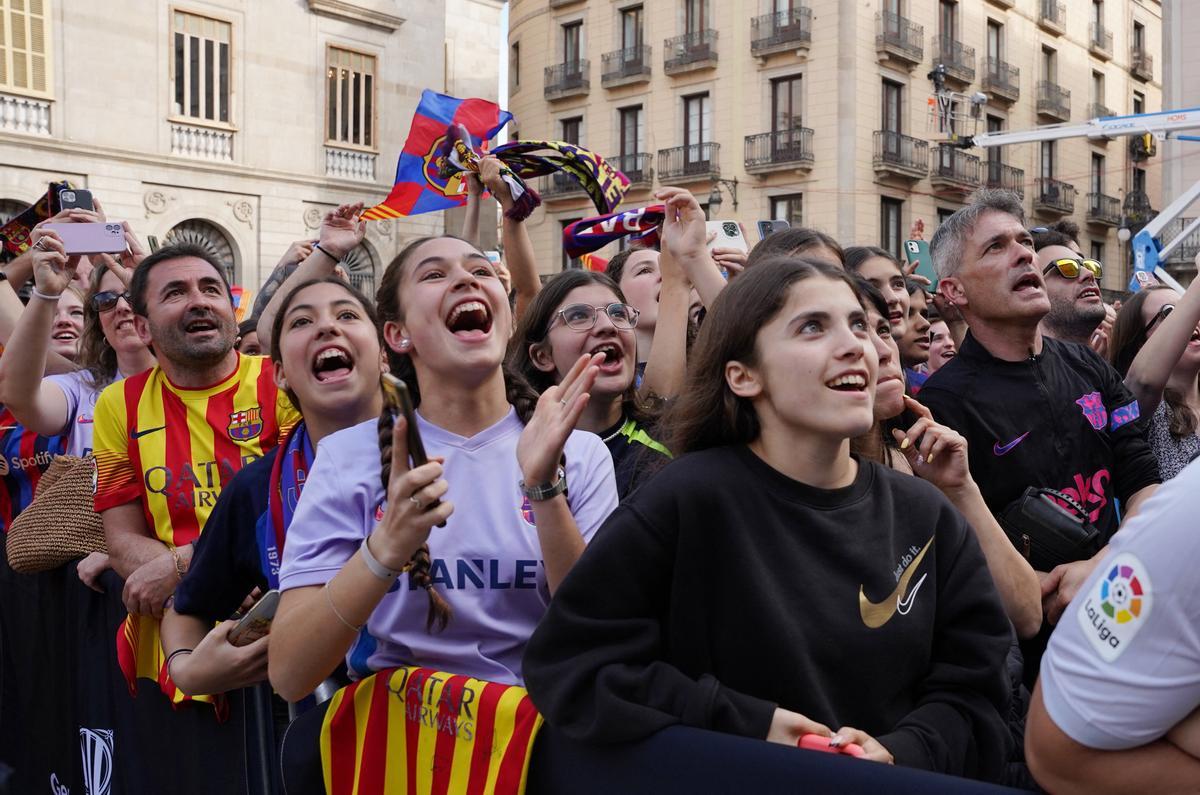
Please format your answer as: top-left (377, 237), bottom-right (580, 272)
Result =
top-left (798, 733), bottom-right (866, 758)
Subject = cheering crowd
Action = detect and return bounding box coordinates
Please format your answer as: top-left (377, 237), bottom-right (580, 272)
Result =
top-left (1, 163), bottom-right (1199, 795)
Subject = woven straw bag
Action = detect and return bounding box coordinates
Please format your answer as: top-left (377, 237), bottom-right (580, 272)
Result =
top-left (6, 454), bottom-right (106, 574)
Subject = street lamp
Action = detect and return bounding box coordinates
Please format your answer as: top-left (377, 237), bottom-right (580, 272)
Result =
top-left (707, 177), bottom-right (739, 214)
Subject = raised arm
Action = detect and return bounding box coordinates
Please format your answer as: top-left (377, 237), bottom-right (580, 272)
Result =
top-left (256, 204), bottom-right (364, 351)
top-left (479, 156), bottom-right (540, 323)
top-left (461, 173), bottom-right (483, 247)
top-left (656, 187), bottom-right (725, 310)
top-left (1123, 255), bottom-right (1200, 415)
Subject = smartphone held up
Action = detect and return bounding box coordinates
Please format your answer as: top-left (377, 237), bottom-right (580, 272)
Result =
top-left (41, 222), bottom-right (127, 256)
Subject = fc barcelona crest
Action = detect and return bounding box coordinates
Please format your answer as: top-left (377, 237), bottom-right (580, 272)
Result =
top-left (227, 406), bottom-right (263, 441)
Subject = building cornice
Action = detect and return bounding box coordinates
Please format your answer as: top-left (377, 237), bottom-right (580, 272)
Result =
top-left (306, 0), bottom-right (405, 33)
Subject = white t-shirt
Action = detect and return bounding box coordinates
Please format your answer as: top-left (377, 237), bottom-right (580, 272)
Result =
top-left (279, 408), bottom-right (618, 685)
top-left (45, 370), bottom-right (108, 458)
top-left (1040, 458), bottom-right (1200, 750)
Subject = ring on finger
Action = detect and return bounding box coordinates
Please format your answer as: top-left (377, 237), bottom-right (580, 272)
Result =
top-left (33, 238), bottom-right (47, 250)
top-left (409, 495), bottom-right (422, 510)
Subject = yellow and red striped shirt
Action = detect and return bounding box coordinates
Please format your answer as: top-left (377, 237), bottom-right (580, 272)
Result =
top-left (93, 353), bottom-right (299, 547)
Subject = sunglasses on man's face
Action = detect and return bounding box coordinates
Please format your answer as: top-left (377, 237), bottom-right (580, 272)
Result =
top-left (91, 290), bottom-right (131, 313)
top-left (1042, 257), bottom-right (1103, 280)
top-left (1144, 303), bottom-right (1175, 337)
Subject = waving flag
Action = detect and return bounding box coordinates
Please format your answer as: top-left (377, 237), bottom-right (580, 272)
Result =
top-left (563, 204), bottom-right (665, 258)
top-left (362, 91), bottom-right (513, 220)
top-left (493, 140), bottom-right (630, 217)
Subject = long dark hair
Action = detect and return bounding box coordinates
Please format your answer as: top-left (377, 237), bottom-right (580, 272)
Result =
top-left (848, 277), bottom-right (910, 465)
top-left (268, 276), bottom-right (381, 414)
top-left (375, 235), bottom-right (542, 632)
top-left (844, 245), bottom-right (902, 274)
top-left (509, 269), bottom-right (657, 424)
top-left (746, 227), bottom-right (844, 268)
top-left (1110, 285), bottom-right (1196, 437)
top-left (664, 256), bottom-right (864, 455)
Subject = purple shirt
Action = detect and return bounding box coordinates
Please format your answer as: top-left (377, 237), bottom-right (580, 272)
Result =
top-left (279, 408), bottom-right (618, 685)
top-left (45, 370), bottom-right (107, 457)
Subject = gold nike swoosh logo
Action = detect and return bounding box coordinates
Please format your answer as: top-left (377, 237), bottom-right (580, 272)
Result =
top-left (859, 536), bottom-right (934, 629)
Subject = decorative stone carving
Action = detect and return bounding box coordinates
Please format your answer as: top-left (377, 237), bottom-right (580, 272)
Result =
top-left (303, 207), bottom-right (323, 230)
top-left (229, 199), bottom-right (254, 228)
top-left (373, 219), bottom-right (394, 238)
top-left (143, 190), bottom-right (170, 218)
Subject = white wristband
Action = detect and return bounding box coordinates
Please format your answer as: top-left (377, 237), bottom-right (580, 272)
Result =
top-left (30, 287), bottom-right (61, 302)
top-left (360, 534), bottom-right (405, 582)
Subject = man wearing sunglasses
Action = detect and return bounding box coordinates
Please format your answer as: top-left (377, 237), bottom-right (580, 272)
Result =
top-left (1033, 230), bottom-right (1110, 350)
top-left (918, 190), bottom-right (1160, 684)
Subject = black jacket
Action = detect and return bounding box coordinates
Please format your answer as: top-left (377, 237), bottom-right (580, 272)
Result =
top-left (523, 447), bottom-right (1012, 781)
top-left (918, 333), bottom-right (1160, 542)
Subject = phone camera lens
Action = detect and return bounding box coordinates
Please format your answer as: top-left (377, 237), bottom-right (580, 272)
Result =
top-left (723, 223), bottom-right (737, 235)
top-left (62, 191), bottom-right (75, 202)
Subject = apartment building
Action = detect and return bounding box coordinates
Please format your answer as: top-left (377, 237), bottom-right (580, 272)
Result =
top-left (0, 0), bottom-right (503, 293)
top-left (1162, 0), bottom-right (1200, 281)
top-left (507, 0), bottom-right (1163, 291)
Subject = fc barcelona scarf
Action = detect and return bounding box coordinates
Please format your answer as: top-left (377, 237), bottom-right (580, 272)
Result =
top-left (263, 422), bottom-right (313, 589)
top-left (320, 666), bottom-right (543, 795)
top-left (491, 138), bottom-right (630, 219)
top-left (0, 181), bottom-right (68, 257)
top-left (562, 204), bottom-right (665, 258)
top-left (434, 124), bottom-right (541, 222)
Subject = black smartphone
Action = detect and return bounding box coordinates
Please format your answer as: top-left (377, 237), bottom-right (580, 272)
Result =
top-left (58, 189), bottom-right (95, 212)
top-left (757, 219), bottom-right (790, 241)
top-left (380, 374), bottom-right (443, 522)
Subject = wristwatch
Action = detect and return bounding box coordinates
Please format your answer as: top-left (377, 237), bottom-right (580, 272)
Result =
top-left (520, 467), bottom-right (567, 502)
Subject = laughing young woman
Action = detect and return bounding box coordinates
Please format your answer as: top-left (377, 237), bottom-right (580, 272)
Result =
top-left (522, 256), bottom-right (1013, 782)
top-left (268, 234), bottom-right (619, 703)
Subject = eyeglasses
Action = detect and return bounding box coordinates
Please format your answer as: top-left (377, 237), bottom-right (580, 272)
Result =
top-left (91, 290), bottom-right (131, 313)
top-left (1144, 303), bottom-right (1175, 336)
top-left (1042, 258), bottom-right (1103, 280)
top-left (552, 302), bottom-right (640, 332)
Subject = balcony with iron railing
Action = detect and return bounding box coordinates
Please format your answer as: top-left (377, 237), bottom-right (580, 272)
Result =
top-left (544, 60), bottom-right (589, 100)
top-left (1085, 193), bottom-right (1121, 226)
top-left (1088, 102), bottom-right (1115, 120)
top-left (601, 45), bottom-right (651, 87)
top-left (1037, 80), bottom-right (1071, 122)
top-left (873, 130), bottom-right (928, 180)
top-left (1124, 190), bottom-right (1156, 229)
top-left (751, 7), bottom-right (812, 57)
top-left (929, 145), bottom-right (981, 194)
top-left (664, 30), bottom-right (718, 75)
top-left (1039, 0), bottom-right (1066, 35)
top-left (1131, 49), bottom-right (1153, 81)
top-left (658, 142), bottom-right (720, 182)
top-left (744, 128), bottom-right (815, 174)
top-left (608, 152), bottom-right (654, 188)
top-left (983, 160), bottom-right (1025, 198)
top-left (1161, 218), bottom-right (1200, 267)
top-left (1089, 23), bottom-right (1113, 59)
top-left (1033, 177), bottom-right (1076, 215)
top-left (538, 172), bottom-right (587, 200)
top-left (982, 58), bottom-right (1019, 102)
top-left (875, 12), bottom-right (923, 67)
top-left (931, 36), bottom-right (975, 84)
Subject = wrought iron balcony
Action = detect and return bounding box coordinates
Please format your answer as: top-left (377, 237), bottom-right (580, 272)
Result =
top-left (982, 58), bottom-right (1019, 102)
top-left (984, 160), bottom-right (1025, 199)
top-left (657, 142), bottom-right (720, 182)
top-left (1131, 133), bottom-right (1157, 161)
top-left (608, 152), bottom-right (653, 188)
top-left (1124, 190), bottom-right (1156, 229)
top-left (664, 30), bottom-right (718, 75)
top-left (931, 36), bottom-right (975, 84)
top-left (1039, 0), bottom-right (1066, 35)
top-left (875, 12), bottom-right (923, 66)
top-left (1033, 177), bottom-right (1076, 215)
top-left (1161, 218), bottom-right (1200, 266)
top-left (1086, 193), bottom-right (1121, 226)
top-left (1131, 49), bottom-right (1153, 81)
top-left (751, 7), bottom-right (812, 57)
top-left (930, 144), bottom-right (981, 193)
top-left (601, 45), bottom-right (651, 87)
top-left (1089, 23), bottom-right (1113, 59)
top-left (873, 131), bottom-right (928, 179)
top-left (1037, 80), bottom-right (1071, 122)
top-left (744, 128), bottom-right (814, 174)
top-left (544, 60), bottom-right (589, 101)
top-left (538, 172), bottom-right (587, 200)
top-left (1088, 102), bottom-right (1115, 120)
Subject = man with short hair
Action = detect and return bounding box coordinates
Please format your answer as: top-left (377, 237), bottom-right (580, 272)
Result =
top-left (1035, 238), bottom-right (1108, 347)
top-left (917, 190), bottom-right (1160, 680)
top-left (92, 242), bottom-right (299, 705)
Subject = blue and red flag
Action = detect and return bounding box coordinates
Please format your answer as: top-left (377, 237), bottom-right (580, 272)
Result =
top-left (362, 91), bottom-right (513, 221)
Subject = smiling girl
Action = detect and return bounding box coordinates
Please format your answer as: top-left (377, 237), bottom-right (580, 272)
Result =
top-left (522, 256), bottom-right (1013, 781)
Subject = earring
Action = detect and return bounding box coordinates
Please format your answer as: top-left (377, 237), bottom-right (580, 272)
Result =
top-left (399, 338), bottom-right (411, 351)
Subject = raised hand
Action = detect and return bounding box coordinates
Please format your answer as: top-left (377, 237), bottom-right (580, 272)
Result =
top-left (279, 239), bottom-right (315, 268)
top-left (370, 414), bottom-right (454, 571)
top-left (517, 353), bottom-right (601, 486)
top-left (478, 155), bottom-right (515, 210)
top-left (318, 202), bottom-right (366, 260)
top-left (28, 226), bottom-right (79, 296)
top-left (891, 395), bottom-right (971, 492)
top-left (656, 187), bottom-right (707, 264)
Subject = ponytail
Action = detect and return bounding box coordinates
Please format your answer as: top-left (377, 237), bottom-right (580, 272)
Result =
top-left (377, 407), bottom-right (453, 633)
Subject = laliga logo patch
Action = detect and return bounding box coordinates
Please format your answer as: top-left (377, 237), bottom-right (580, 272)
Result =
top-left (519, 496), bottom-right (536, 527)
top-left (1076, 552), bottom-right (1151, 662)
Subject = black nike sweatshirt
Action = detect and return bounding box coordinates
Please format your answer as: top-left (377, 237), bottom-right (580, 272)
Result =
top-left (523, 446), bottom-right (1013, 781)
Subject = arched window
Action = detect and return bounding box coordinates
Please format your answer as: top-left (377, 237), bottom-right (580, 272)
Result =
top-left (0, 199), bottom-right (28, 225)
top-left (164, 219), bottom-right (237, 283)
top-left (341, 243), bottom-right (376, 296)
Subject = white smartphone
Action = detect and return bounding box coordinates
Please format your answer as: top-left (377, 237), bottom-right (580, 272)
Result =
top-left (705, 220), bottom-right (749, 255)
top-left (227, 589), bottom-right (280, 647)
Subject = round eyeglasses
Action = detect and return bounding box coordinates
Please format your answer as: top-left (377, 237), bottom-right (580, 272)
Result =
top-left (552, 302), bottom-right (640, 332)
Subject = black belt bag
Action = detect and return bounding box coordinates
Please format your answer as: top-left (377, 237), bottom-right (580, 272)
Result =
top-left (997, 487), bottom-right (1103, 571)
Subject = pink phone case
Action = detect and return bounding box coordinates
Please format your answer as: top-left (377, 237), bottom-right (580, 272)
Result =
top-left (798, 733), bottom-right (866, 758)
top-left (42, 222), bottom-right (126, 255)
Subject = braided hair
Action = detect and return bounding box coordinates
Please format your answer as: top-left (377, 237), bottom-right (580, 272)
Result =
top-left (375, 236), bottom-right (542, 632)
